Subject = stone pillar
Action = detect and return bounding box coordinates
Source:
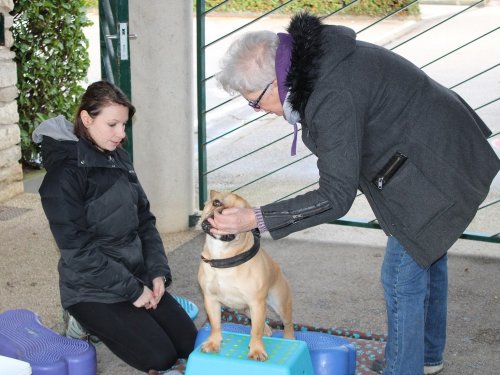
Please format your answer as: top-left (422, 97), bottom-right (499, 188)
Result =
top-left (129, 0), bottom-right (194, 232)
top-left (0, 0), bottom-right (23, 202)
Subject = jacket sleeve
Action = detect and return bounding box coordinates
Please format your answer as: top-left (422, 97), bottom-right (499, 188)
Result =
top-left (261, 89), bottom-right (362, 239)
top-left (40, 164), bottom-right (144, 302)
top-left (135, 183), bottom-right (172, 285)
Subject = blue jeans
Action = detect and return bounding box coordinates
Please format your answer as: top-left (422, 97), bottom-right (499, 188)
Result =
top-left (381, 236), bottom-right (447, 375)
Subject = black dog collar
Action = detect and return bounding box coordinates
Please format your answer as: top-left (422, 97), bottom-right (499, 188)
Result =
top-left (201, 229), bottom-right (261, 269)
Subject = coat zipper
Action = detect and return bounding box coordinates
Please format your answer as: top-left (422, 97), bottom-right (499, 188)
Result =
top-left (265, 201), bottom-right (332, 230)
top-left (372, 151), bottom-right (408, 190)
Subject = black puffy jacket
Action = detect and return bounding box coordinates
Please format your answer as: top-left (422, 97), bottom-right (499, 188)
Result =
top-left (36, 117), bottom-right (171, 309)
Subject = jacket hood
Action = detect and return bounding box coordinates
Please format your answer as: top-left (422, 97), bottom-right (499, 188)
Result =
top-left (286, 13), bottom-right (356, 115)
top-left (32, 115), bottom-right (78, 143)
top-left (32, 115), bottom-right (78, 171)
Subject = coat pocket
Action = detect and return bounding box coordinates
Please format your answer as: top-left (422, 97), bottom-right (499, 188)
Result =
top-left (372, 151), bottom-right (408, 190)
top-left (375, 159), bottom-right (454, 236)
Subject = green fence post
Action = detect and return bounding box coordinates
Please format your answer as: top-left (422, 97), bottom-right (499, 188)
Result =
top-left (196, 0), bottom-right (207, 211)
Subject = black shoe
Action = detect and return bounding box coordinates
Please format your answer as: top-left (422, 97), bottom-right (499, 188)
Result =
top-left (371, 358), bottom-right (386, 373)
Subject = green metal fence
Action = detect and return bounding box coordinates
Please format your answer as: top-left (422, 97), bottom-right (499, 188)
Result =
top-left (195, 0), bottom-right (500, 243)
top-left (99, 0), bottom-right (133, 156)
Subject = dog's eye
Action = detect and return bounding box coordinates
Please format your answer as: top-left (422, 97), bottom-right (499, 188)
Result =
top-left (213, 199), bottom-right (223, 207)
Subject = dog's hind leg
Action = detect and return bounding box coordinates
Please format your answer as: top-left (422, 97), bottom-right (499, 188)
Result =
top-left (243, 308), bottom-right (272, 337)
top-left (268, 277), bottom-right (295, 340)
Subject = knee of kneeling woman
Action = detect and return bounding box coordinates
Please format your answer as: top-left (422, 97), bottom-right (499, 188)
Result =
top-left (147, 351), bottom-right (178, 373)
top-left (170, 324), bottom-right (197, 359)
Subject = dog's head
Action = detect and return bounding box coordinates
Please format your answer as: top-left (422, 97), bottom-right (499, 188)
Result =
top-left (200, 190), bottom-right (252, 242)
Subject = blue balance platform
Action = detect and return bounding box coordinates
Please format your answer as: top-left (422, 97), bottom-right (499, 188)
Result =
top-left (186, 330), bottom-right (314, 375)
top-left (0, 309), bottom-right (96, 375)
top-left (173, 295), bottom-right (199, 321)
top-left (193, 323), bottom-right (356, 375)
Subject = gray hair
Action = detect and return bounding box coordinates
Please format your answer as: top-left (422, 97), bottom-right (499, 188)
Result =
top-left (216, 30), bottom-right (279, 95)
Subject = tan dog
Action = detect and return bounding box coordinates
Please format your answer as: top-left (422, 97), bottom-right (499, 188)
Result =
top-left (198, 190), bottom-right (295, 361)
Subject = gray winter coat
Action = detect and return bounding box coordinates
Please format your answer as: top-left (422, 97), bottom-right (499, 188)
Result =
top-left (260, 14), bottom-right (500, 267)
top-left (33, 116), bottom-right (171, 309)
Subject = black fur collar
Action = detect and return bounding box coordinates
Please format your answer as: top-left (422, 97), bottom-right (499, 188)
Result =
top-left (286, 13), bottom-right (325, 117)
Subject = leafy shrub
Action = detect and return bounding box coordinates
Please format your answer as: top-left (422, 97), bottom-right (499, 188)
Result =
top-left (11, 0), bottom-right (92, 166)
top-left (83, 0), bottom-right (98, 10)
top-left (200, 0), bottom-right (418, 17)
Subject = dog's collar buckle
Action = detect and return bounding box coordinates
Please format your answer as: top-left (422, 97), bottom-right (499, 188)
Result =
top-left (201, 229), bottom-right (261, 269)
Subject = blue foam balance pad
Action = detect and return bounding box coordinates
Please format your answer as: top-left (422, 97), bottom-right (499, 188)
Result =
top-left (173, 295), bottom-right (199, 321)
top-left (186, 330), bottom-right (314, 375)
top-left (193, 323), bottom-right (356, 375)
top-left (0, 309), bottom-right (96, 375)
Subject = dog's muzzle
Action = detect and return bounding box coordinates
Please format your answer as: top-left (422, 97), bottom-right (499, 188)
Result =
top-left (201, 216), bottom-right (235, 242)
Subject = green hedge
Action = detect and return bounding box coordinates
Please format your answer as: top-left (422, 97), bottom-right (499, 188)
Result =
top-left (12, 0), bottom-right (92, 166)
top-left (84, 0), bottom-right (98, 9)
top-left (200, 0), bottom-right (419, 17)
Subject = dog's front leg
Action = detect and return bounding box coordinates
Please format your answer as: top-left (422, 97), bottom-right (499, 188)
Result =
top-left (248, 300), bottom-right (268, 361)
top-left (201, 295), bottom-right (223, 353)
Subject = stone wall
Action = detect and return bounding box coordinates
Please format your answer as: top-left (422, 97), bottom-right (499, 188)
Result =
top-left (0, 0), bottom-right (23, 202)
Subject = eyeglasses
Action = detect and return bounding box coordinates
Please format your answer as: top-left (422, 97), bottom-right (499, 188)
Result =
top-left (247, 82), bottom-right (272, 110)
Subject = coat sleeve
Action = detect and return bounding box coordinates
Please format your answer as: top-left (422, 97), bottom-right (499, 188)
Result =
top-left (261, 89), bottom-right (362, 239)
top-left (135, 183), bottom-right (172, 285)
top-left (40, 165), bottom-right (144, 302)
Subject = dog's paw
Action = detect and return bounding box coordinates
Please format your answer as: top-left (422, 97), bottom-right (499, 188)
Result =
top-left (201, 339), bottom-right (221, 353)
top-left (248, 344), bottom-right (268, 361)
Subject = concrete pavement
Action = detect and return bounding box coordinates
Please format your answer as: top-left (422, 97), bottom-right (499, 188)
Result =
top-left (1, 192), bottom-right (499, 374)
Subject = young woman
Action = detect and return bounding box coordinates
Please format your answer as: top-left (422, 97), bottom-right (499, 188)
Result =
top-left (33, 80), bottom-right (197, 373)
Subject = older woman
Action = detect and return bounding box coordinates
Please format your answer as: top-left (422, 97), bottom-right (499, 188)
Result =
top-left (209, 13), bottom-right (500, 375)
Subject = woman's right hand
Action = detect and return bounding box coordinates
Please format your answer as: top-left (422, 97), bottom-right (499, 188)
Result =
top-left (208, 207), bottom-right (257, 235)
top-left (133, 286), bottom-right (158, 309)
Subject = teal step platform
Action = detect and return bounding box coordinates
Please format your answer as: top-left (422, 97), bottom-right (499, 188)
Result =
top-left (192, 323), bottom-right (356, 375)
top-left (186, 330), bottom-right (314, 375)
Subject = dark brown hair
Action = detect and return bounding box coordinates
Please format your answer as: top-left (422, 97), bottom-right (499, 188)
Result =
top-left (74, 80), bottom-right (136, 142)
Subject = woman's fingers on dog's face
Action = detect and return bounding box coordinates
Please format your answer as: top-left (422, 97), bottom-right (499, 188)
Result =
top-left (212, 208), bottom-right (234, 222)
top-left (208, 213), bottom-right (225, 229)
top-left (210, 209), bottom-right (237, 232)
top-left (207, 217), bottom-right (218, 231)
top-left (219, 207), bottom-right (239, 215)
top-left (212, 209), bottom-right (222, 221)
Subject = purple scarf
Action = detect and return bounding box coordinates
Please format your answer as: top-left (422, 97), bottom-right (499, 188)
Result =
top-left (275, 32), bottom-right (298, 156)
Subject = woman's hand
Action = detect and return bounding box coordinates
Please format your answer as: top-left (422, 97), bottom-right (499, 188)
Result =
top-left (152, 276), bottom-right (166, 304)
top-left (207, 207), bottom-right (257, 235)
top-left (133, 286), bottom-right (158, 310)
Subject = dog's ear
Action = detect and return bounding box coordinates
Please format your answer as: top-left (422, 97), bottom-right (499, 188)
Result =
top-left (209, 190), bottom-right (219, 199)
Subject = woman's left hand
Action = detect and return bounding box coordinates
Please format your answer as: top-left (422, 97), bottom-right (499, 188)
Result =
top-left (152, 276), bottom-right (166, 305)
